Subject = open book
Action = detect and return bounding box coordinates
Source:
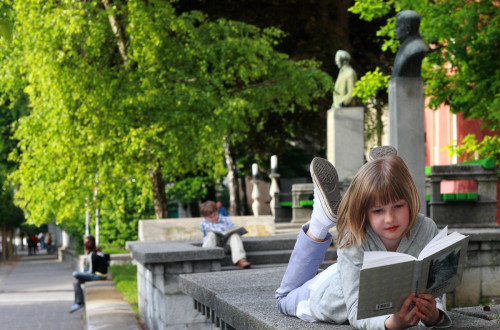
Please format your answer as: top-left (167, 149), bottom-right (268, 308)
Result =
top-left (206, 226), bottom-right (248, 242)
top-left (357, 227), bottom-right (469, 320)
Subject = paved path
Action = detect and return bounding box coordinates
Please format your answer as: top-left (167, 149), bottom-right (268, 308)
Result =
top-left (0, 249), bottom-right (84, 330)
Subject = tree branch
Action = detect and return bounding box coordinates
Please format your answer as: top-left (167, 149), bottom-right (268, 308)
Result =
top-left (101, 0), bottom-right (129, 69)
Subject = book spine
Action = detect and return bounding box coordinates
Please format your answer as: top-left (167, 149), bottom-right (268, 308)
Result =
top-left (411, 260), bottom-right (423, 294)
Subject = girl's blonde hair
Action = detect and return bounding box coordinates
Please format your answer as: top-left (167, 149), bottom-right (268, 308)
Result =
top-left (336, 155), bottom-right (421, 248)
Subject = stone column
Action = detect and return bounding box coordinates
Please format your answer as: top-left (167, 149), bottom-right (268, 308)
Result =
top-left (268, 155), bottom-right (280, 218)
top-left (389, 77), bottom-right (426, 213)
top-left (291, 183), bottom-right (313, 223)
top-left (251, 163), bottom-right (260, 216)
top-left (327, 107), bottom-right (364, 182)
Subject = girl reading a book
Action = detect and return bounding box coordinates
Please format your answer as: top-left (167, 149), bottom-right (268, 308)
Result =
top-left (275, 146), bottom-right (451, 329)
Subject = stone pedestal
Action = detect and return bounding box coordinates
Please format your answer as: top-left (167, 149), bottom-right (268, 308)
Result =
top-left (389, 77), bottom-right (426, 213)
top-left (291, 183), bottom-right (313, 223)
top-left (428, 164), bottom-right (498, 227)
top-left (327, 107), bottom-right (364, 182)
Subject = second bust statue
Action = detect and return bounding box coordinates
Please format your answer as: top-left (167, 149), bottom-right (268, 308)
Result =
top-left (333, 50), bottom-right (357, 108)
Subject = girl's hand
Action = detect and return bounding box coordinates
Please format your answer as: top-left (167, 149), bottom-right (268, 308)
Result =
top-left (414, 293), bottom-right (440, 325)
top-left (384, 293), bottom-right (420, 329)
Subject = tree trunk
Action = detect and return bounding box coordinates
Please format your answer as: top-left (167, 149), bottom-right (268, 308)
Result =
top-left (240, 175), bottom-right (250, 215)
top-left (101, 0), bottom-right (129, 69)
top-left (224, 135), bottom-right (242, 216)
top-left (7, 229), bottom-right (13, 260)
top-left (149, 164), bottom-right (169, 219)
top-left (1, 229), bottom-right (6, 261)
top-left (376, 106), bottom-right (383, 146)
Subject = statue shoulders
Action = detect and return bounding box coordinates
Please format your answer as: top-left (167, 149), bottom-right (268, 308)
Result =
top-left (392, 36), bottom-right (429, 78)
top-left (338, 64), bottom-right (357, 79)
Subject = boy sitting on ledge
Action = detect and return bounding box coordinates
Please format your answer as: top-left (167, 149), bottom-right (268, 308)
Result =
top-left (199, 201), bottom-right (251, 269)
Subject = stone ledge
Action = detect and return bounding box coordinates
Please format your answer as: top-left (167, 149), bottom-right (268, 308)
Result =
top-left (127, 240), bottom-right (225, 264)
top-left (451, 228), bottom-right (500, 242)
top-left (138, 215), bottom-right (275, 242)
top-left (180, 266), bottom-right (500, 330)
top-left (452, 304), bottom-right (500, 322)
top-left (84, 280), bottom-right (142, 330)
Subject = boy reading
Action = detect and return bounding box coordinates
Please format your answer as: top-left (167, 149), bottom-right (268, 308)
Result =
top-left (200, 201), bottom-right (251, 269)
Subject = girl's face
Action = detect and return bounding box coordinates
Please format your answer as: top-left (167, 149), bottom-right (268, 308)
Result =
top-left (367, 199), bottom-right (410, 252)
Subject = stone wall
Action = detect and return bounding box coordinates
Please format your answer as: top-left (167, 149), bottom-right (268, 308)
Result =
top-left (138, 215), bottom-right (275, 242)
top-left (129, 241), bottom-right (224, 329)
top-left (129, 229), bottom-right (500, 328)
top-left (450, 228), bottom-right (500, 307)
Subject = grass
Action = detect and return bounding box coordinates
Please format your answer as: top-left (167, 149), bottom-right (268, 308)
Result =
top-left (103, 246), bottom-right (129, 254)
top-left (110, 264), bottom-right (138, 315)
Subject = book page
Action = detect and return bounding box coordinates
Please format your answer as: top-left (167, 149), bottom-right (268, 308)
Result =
top-left (362, 251), bottom-right (416, 269)
top-left (419, 231), bottom-right (466, 259)
top-left (418, 235), bottom-right (469, 297)
top-left (423, 226), bottom-right (448, 249)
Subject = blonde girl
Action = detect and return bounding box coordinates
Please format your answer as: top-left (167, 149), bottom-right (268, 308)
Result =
top-left (276, 147), bottom-right (450, 329)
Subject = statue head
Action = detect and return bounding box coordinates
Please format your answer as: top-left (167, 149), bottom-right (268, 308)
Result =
top-left (335, 50), bottom-right (351, 69)
top-left (394, 10), bottom-right (421, 42)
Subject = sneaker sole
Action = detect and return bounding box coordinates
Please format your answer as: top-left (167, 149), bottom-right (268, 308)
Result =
top-left (310, 157), bottom-right (341, 221)
top-left (369, 145), bottom-right (397, 161)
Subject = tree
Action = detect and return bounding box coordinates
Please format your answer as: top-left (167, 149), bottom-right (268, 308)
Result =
top-left (350, 0), bottom-right (500, 132)
top-left (7, 0), bottom-right (330, 242)
top-left (174, 0), bottom-right (394, 213)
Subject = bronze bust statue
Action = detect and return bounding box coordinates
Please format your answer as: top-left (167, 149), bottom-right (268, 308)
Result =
top-left (333, 50), bottom-right (357, 108)
top-left (392, 10), bottom-right (429, 78)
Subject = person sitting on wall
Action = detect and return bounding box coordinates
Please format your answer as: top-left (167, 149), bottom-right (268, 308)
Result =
top-left (69, 235), bottom-right (109, 313)
top-left (216, 201), bottom-right (229, 216)
top-left (199, 201), bottom-right (251, 268)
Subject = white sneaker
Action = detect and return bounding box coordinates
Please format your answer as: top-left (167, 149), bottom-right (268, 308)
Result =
top-left (310, 157), bottom-right (341, 222)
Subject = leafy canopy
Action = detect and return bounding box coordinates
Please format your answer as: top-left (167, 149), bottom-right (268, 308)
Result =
top-left (6, 0), bottom-right (330, 242)
top-left (350, 0), bottom-right (500, 130)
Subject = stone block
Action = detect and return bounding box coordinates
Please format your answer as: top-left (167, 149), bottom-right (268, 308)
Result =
top-left (154, 264), bottom-right (165, 274)
top-left (480, 241), bottom-right (500, 251)
top-left (466, 251), bottom-right (480, 267)
top-left (193, 261), bottom-right (212, 273)
top-left (480, 251), bottom-right (499, 267)
top-left (453, 268), bottom-right (481, 306)
top-left (211, 260), bottom-right (221, 272)
top-left (163, 274), bottom-right (181, 295)
top-left (138, 215), bottom-right (275, 242)
top-left (153, 272), bottom-right (165, 291)
top-left (162, 294), bottom-right (210, 326)
top-left (292, 207), bottom-right (312, 224)
top-left (467, 242), bottom-right (480, 251)
top-left (326, 107), bottom-right (364, 182)
top-left (182, 261), bottom-right (193, 273)
top-left (481, 267), bottom-right (500, 297)
top-left (165, 261), bottom-right (184, 275)
top-left (129, 241), bottom-right (224, 264)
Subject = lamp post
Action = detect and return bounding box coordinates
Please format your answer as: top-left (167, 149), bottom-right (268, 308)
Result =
top-left (85, 197), bottom-right (90, 237)
top-left (93, 173), bottom-right (100, 247)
